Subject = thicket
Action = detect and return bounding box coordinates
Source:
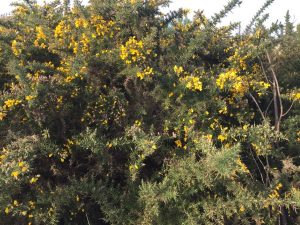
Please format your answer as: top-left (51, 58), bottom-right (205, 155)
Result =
top-left (0, 0), bottom-right (299, 224)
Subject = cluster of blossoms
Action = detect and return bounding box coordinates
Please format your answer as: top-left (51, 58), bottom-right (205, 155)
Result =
top-left (90, 15), bottom-right (115, 38)
top-left (34, 26), bottom-right (47, 49)
top-left (183, 76), bottom-right (203, 91)
top-left (293, 92), bottom-right (300, 101)
top-left (173, 66), bottom-right (203, 92)
top-left (11, 161), bottom-right (29, 179)
top-left (11, 40), bottom-right (21, 56)
top-left (3, 99), bottom-right (22, 110)
top-left (216, 69), bottom-right (248, 96)
top-left (136, 67), bottom-right (154, 80)
top-left (120, 36), bottom-right (146, 64)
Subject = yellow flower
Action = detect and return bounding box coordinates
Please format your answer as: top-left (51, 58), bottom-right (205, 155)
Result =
top-left (54, 21), bottom-right (65, 38)
top-left (217, 134), bottom-right (227, 142)
top-left (135, 120), bottom-right (141, 126)
top-left (106, 143), bottom-right (113, 148)
top-left (29, 177), bottom-right (38, 184)
top-left (184, 76), bottom-right (203, 91)
top-left (174, 65), bottom-right (184, 75)
top-left (293, 92), bottom-right (300, 101)
top-left (80, 33), bottom-right (90, 53)
top-left (239, 205), bottom-right (245, 212)
top-left (216, 69), bottom-right (248, 96)
top-left (11, 171), bottom-right (20, 179)
top-left (259, 81), bottom-right (271, 89)
top-left (21, 166), bottom-right (28, 173)
top-left (205, 134), bottom-right (213, 141)
top-left (5, 207), bottom-right (9, 214)
top-left (25, 95), bottom-right (35, 101)
top-left (75, 18), bottom-right (89, 28)
top-left (276, 183), bottom-right (283, 190)
top-left (175, 140), bottom-right (183, 148)
top-left (57, 96), bottom-right (63, 104)
top-left (168, 92), bottom-right (174, 97)
top-left (36, 26), bottom-right (46, 40)
top-left (34, 26), bottom-right (47, 48)
top-left (218, 106), bottom-right (227, 114)
top-left (120, 36), bottom-right (145, 64)
top-left (18, 161), bottom-right (25, 167)
top-left (137, 67), bottom-right (154, 79)
top-left (242, 124), bottom-right (249, 131)
top-left (0, 112), bottom-right (6, 121)
top-left (4, 99), bottom-right (22, 109)
top-left (189, 119), bottom-right (195, 124)
top-left (11, 40), bottom-right (21, 56)
top-left (237, 158), bottom-right (250, 174)
top-left (216, 69), bottom-right (237, 90)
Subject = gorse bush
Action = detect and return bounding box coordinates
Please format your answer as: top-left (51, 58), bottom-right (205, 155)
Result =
top-left (0, 0), bottom-right (299, 224)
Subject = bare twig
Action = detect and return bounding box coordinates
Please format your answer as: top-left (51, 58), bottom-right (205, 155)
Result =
top-left (266, 51), bottom-right (283, 131)
top-left (250, 150), bottom-right (265, 185)
top-left (264, 98), bottom-right (274, 117)
top-left (258, 56), bottom-right (272, 83)
top-left (249, 93), bottom-right (266, 120)
top-left (86, 213), bottom-right (91, 225)
top-left (282, 100), bottom-right (295, 117)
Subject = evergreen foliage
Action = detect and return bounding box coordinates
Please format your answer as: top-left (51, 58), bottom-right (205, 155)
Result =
top-left (0, 0), bottom-right (299, 224)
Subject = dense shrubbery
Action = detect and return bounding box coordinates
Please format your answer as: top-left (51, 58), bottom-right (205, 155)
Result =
top-left (0, 0), bottom-right (299, 224)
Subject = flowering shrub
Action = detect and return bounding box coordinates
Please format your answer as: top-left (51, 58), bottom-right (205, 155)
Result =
top-left (0, 0), bottom-right (299, 224)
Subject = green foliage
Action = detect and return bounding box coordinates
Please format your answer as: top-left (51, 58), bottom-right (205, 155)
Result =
top-left (0, 0), bottom-right (299, 224)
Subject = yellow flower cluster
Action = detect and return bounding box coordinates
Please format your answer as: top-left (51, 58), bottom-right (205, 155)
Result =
top-left (11, 40), bottom-right (21, 56)
top-left (236, 157), bottom-right (250, 174)
top-left (54, 20), bottom-right (68, 38)
top-left (269, 183), bottom-right (283, 199)
top-left (11, 161), bottom-right (29, 179)
top-left (293, 92), bottom-right (300, 101)
top-left (183, 76), bottom-right (203, 91)
top-left (216, 69), bottom-right (238, 89)
top-left (91, 15), bottom-right (115, 38)
top-left (3, 99), bottom-right (22, 110)
top-left (249, 80), bottom-right (271, 96)
top-left (34, 26), bottom-right (47, 48)
top-left (175, 139), bottom-right (183, 148)
top-left (216, 69), bottom-right (247, 96)
top-left (64, 73), bottom-right (83, 83)
top-left (217, 134), bottom-right (227, 142)
top-left (136, 67), bottom-right (154, 79)
top-left (120, 36), bottom-right (145, 64)
top-left (56, 96), bottom-right (63, 110)
top-left (175, 22), bottom-right (192, 32)
top-left (75, 18), bottom-right (89, 29)
top-left (25, 95), bottom-right (35, 101)
top-left (69, 37), bottom-right (79, 54)
top-left (80, 33), bottom-right (90, 53)
top-left (258, 81), bottom-right (271, 89)
top-left (0, 112), bottom-right (7, 121)
top-left (173, 65), bottom-right (184, 75)
top-left (174, 127), bottom-right (188, 150)
top-left (36, 26), bottom-right (46, 40)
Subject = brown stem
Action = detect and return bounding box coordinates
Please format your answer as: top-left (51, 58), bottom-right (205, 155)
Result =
top-left (266, 51), bottom-right (282, 132)
top-left (249, 93), bottom-right (266, 121)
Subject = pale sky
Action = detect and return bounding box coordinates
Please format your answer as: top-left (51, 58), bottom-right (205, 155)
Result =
top-left (1, 0), bottom-right (299, 27)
